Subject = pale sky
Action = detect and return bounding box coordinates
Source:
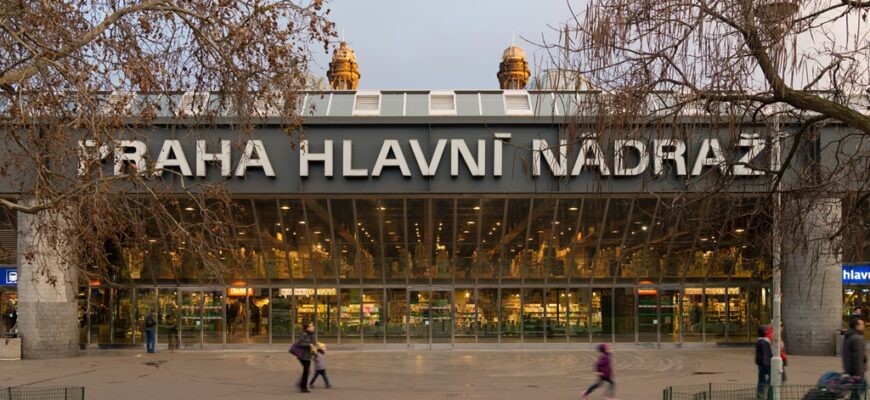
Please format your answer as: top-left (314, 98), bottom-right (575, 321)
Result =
top-left (311, 0), bottom-right (575, 89)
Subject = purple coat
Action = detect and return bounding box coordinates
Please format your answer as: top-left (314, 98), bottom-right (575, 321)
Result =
top-left (595, 353), bottom-right (613, 379)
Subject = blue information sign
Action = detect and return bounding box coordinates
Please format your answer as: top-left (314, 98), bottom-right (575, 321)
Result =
top-left (843, 265), bottom-right (870, 284)
top-left (0, 266), bottom-right (16, 286)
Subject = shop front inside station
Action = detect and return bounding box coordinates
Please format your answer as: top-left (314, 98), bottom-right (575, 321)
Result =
top-left (75, 196), bottom-right (772, 348)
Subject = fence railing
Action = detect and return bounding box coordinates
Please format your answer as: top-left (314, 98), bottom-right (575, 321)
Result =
top-left (663, 383), bottom-right (867, 400)
top-left (0, 387), bottom-right (85, 400)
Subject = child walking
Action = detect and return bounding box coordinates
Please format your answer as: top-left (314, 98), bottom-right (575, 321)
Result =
top-left (582, 343), bottom-right (616, 399)
top-left (309, 343), bottom-right (331, 388)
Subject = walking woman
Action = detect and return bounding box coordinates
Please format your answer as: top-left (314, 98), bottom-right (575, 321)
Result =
top-left (294, 322), bottom-right (316, 393)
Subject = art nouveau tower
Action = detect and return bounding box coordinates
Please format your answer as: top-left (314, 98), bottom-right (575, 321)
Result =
top-left (497, 45), bottom-right (530, 89)
top-left (327, 41), bottom-right (360, 90)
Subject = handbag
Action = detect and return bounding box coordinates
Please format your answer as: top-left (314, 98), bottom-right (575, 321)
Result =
top-left (289, 343), bottom-right (305, 358)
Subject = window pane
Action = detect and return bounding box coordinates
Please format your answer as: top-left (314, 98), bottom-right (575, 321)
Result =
top-left (356, 199), bottom-right (383, 284)
top-left (226, 294), bottom-right (245, 344)
top-left (660, 289), bottom-right (680, 342)
top-left (546, 288), bottom-right (569, 341)
top-left (90, 288), bottom-right (109, 344)
top-left (526, 200), bottom-right (556, 282)
top-left (340, 288), bottom-right (361, 342)
top-left (433, 199), bottom-right (454, 284)
top-left (294, 289), bottom-right (316, 337)
top-left (271, 289), bottom-right (293, 343)
top-left (431, 291), bottom-right (452, 343)
top-left (622, 199), bottom-right (657, 284)
top-left (386, 289), bottom-right (407, 343)
top-left (727, 287), bottom-right (750, 343)
top-left (455, 200), bottom-right (480, 284)
top-left (304, 199), bottom-right (338, 281)
top-left (158, 289), bottom-right (178, 349)
top-left (330, 199), bottom-right (357, 283)
top-left (135, 288), bottom-right (155, 346)
top-left (251, 289), bottom-right (269, 343)
top-left (569, 288), bottom-right (591, 343)
top-left (522, 288), bottom-right (545, 342)
top-left (614, 288), bottom-right (635, 342)
top-left (455, 289), bottom-right (476, 342)
top-left (407, 199), bottom-right (431, 282)
top-left (477, 199), bottom-right (505, 283)
top-left (705, 288), bottom-right (728, 342)
top-left (500, 289), bottom-right (521, 342)
top-left (202, 290), bottom-right (224, 344)
top-left (478, 289), bottom-right (498, 343)
top-left (591, 288), bottom-right (610, 343)
top-left (383, 200), bottom-right (408, 283)
top-left (682, 288), bottom-right (704, 342)
top-left (362, 289), bottom-right (384, 343)
top-left (503, 200), bottom-right (531, 282)
top-left (595, 200), bottom-right (631, 280)
top-left (409, 290), bottom-right (429, 343)
top-left (316, 288), bottom-right (339, 343)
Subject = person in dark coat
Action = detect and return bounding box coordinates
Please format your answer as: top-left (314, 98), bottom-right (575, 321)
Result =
top-left (756, 325), bottom-right (772, 399)
top-left (582, 343), bottom-right (615, 399)
top-left (843, 317), bottom-right (866, 400)
top-left (144, 312), bottom-right (156, 353)
top-left (296, 322), bottom-right (316, 393)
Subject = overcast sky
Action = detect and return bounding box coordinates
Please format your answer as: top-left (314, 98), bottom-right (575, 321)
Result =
top-left (311, 0), bottom-right (574, 89)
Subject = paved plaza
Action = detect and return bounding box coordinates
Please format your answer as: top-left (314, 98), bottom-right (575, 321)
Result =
top-left (0, 348), bottom-right (844, 399)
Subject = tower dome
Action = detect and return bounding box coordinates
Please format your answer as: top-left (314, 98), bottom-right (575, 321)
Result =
top-left (327, 42), bottom-right (360, 90)
top-left (497, 45), bottom-right (530, 90)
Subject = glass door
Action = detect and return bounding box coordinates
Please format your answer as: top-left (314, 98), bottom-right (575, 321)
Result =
top-left (158, 289), bottom-right (179, 350)
top-left (134, 288), bottom-right (156, 346)
top-left (637, 288), bottom-right (657, 343)
top-left (660, 289), bottom-right (680, 344)
top-left (179, 291), bottom-right (202, 348)
top-left (202, 290), bottom-right (225, 344)
top-left (409, 290), bottom-right (430, 344)
top-left (431, 290), bottom-right (452, 345)
top-left (408, 289), bottom-right (453, 347)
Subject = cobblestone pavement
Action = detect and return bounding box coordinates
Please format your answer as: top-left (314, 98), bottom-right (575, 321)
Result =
top-left (0, 349), bottom-right (843, 399)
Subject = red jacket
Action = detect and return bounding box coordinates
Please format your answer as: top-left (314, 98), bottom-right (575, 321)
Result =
top-left (765, 326), bottom-right (788, 362)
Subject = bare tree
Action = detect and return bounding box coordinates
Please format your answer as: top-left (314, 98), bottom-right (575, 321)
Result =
top-left (540, 0), bottom-right (870, 354)
top-left (0, 1), bottom-right (334, 288)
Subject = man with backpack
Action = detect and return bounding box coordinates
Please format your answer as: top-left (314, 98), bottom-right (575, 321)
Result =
top-left (144, 311), bottom-right (156, 353)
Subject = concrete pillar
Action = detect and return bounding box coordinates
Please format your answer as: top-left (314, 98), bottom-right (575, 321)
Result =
top-left (782, 197), bottom-right (842, 356)
top-left (16, 202), bottom-right (79, 359)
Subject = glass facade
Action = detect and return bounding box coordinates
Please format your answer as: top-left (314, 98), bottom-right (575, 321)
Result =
top-left (73, 196), bottom-right (774, 347)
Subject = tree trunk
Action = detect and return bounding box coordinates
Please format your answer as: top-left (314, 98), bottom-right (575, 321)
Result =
top-left (782, 198), bottom-right (842, 356)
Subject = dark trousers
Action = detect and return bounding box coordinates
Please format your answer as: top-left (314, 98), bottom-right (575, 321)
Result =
top-left (310, 369), bottom-right (330, 387)
top-left (297, 359), bottom-right (311, 391)
top-left (756, 365), bottom-right (771, 399)
top-left (850, 376), bottom-right (866, 400)
top-left (145, 329), bottom-right (155, 353)
top-left (585, 376), bottom-right (614, 397)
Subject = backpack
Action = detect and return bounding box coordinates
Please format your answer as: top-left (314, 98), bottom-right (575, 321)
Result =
top-left (145, 315), bottom-right (156, 328)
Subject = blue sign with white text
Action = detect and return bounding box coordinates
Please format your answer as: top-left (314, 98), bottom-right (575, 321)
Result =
top-left (0, 266), bottom-right (16, 286)
top-left (843, 265), bottom-right (870, 284)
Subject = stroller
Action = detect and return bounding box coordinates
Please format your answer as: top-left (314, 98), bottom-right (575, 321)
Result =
top-left (802, 372), bottom-right (865, 400)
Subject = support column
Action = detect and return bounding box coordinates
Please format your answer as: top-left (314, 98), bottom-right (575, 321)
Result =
top-left (16, 203), bottom-right (79, 359)
top-left (782, 197), bottom-right (842, 356)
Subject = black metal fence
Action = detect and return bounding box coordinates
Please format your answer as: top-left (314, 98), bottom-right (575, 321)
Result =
top-left (663, 384), bottom-right (867, 400)
top-left (0, 387), bottom-right (85, 400)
